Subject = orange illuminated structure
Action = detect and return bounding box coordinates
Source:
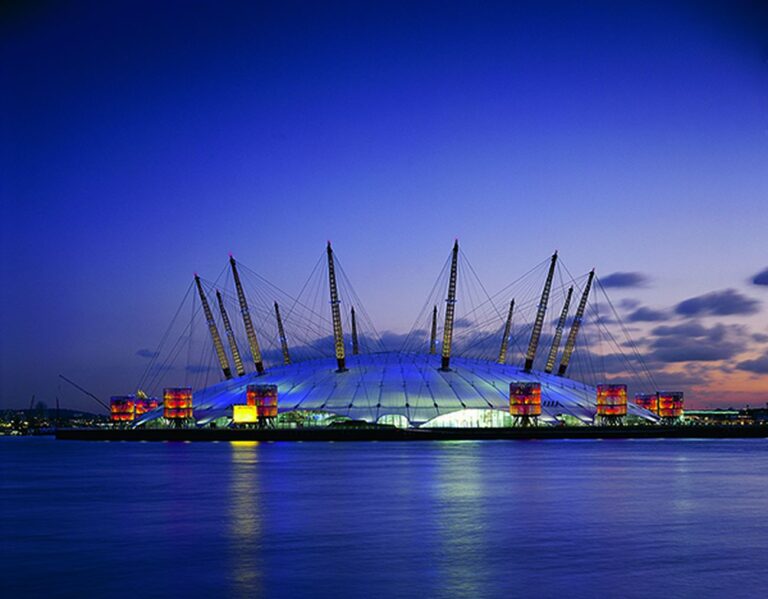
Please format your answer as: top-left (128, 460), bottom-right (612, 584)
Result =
top-left (509, 382), bottom-right (541, 426)
top-left (134, 396), bottom-right (159, 416)
top-left (658, 391), bottom-right (684, 421)
top-left (247, 384), bottom-right (278, 426)
top-left (635, 393), bottom-right (658, 414)
top-left (110, 396), bottom-right (135, 423)
top-left (163, 387), bottom-right (194, 426)
top-left (596, 384), bottom-right (627, 424)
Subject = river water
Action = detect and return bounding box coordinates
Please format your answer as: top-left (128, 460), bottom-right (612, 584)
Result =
top-left (1, 437), bottom-right (766, 598)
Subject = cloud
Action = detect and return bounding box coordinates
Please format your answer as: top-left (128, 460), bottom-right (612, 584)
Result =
top-left (619, 298), bottom-right (641, 310)
top-left (581, 302), bottom-right (617, 325)
top-left (650, 339), bottom-right (742, 363)
top-left (651, 322), bottom-right (709, 338)
top-left (626, 306), bottom-right (668, 322)
top-left (550, 314), bottom-right (577, 328)
top-left (647, 322), bottom-right (747, 363)
top-left (136, 349), bottom-right (160, 359)
top-left (751, 268), bottom-right (768, 286)
top-left (571, 349), bottom-right (649, 376)
top-left (593, 314), bottom-right (617, 326)
top-left (752, 333), bottom-right (768, 343)
top-left (736, 353), bottom-right (768, 374)
top-left (453, 318), bottom-right (473, 329)
top-left (652, 368), bottom-right (711, 388)
top-left (379, 330), bottom-right (422, 351)
top-left (600, 272), bottom-right (649, 288)
top-left (675, 289), bottom-right (760, 317)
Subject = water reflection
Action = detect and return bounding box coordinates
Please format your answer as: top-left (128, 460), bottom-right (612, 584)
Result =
top-left (228, 441), bottom-right (262, 597)
top-left (433, 443), bottom-right (487, 598)
top-left (3, 438), bottom-right (768, 598)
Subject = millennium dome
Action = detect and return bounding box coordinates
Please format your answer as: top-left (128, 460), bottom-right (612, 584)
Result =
top-left (129, 241), bottom-right (662, 429)
top-left (133, 351), bottom-right (656, 428)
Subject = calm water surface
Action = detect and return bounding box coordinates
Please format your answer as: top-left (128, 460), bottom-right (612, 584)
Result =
top-left (1, 437), bottom-right (767, 598)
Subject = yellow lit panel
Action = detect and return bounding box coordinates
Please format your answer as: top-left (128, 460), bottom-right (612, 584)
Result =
top-left (233, 404), bottom-right (258, 424)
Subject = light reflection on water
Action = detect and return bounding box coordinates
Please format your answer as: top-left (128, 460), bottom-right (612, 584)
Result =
top-left (229, 441), bottom-right (262, 598)
top-left (1, 438), bottom-right (767, 598)
top-left (434, 443), bottom-right (487, 598)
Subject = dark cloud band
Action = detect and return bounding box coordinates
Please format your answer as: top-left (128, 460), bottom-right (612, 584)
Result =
top-left (752, 268), bottom-right (768, 286)
top-left (600, 272), bottom-right (648, 288)
top-left (675, 289), bottom-right (760, 317)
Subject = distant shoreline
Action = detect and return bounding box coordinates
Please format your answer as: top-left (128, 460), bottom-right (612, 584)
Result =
top-left (56, 425), bottom-right (768, 442)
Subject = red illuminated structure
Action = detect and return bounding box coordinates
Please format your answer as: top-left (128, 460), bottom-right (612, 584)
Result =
top-left (247, 384), bottom-right (278, 427)
top-left (110, 396), bottom-right (135, 424)
top-left (164, 388), bottom-right (194, 427)
top-left (509, 382), bottom-right (541, 426)
top-left (134, 396), bottom-right (159, 416)
top-left (658, 391), bottom-right (684, 422)
top-left (635, 393), bottom-right (658, 414)
top-left (596, 384), bottom-right (627, 424)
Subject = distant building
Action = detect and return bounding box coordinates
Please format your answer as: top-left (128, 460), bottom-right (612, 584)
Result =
top-left (685, 404), bottom-right (768, 426)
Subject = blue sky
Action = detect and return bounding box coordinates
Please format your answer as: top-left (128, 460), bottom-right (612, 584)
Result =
top-left (2, 1), bottom-right (768, 410)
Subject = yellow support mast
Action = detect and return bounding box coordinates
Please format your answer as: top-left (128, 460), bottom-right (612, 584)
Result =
top-left (558, 269), bottom-right (595, 377)
top-left (351, 306), bottom-right (360, 355)
top-left (274, 301), bottom-right (291, 365)
top-left (429, 305), bottom-right (437, 355)
top-left (544, 286), bottom-right (573, 374)
top-left (229, 255), bottom-right (265, 375)
top-left (194, 275), bottom-right (232, 380)
top-left (524, 251), bottom-right (558, 373)
top-left (327, 242), bottom-right (348, 372)
top-left (439, 240), bottom-right (459, 371)
top-left (216, 290), bottom-right (245, 377)
top-left (497, 299), bottom-right (515, 365)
